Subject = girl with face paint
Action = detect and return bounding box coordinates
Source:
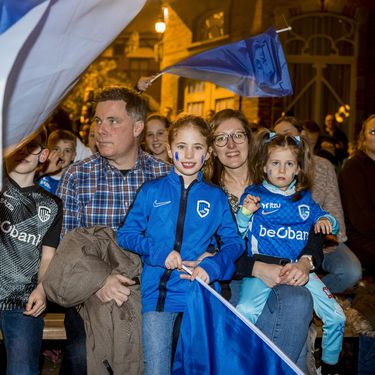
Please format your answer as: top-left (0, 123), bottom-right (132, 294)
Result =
top-left (117, 114), bottom-right (244, 375)
top-left (235, 130), bottom-right (345, 374)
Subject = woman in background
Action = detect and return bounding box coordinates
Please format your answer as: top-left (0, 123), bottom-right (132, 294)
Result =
top-left (144, 114), bottom-right (171, 162)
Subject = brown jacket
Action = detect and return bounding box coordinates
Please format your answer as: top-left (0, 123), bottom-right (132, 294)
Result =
top-left (43, 226), bottom-right (143, 375)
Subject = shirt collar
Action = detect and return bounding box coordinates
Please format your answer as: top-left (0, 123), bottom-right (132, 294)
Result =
top-left (262, 179), bottom-right (296, 196)
top-left (99, 147), bottom-right (144, 173)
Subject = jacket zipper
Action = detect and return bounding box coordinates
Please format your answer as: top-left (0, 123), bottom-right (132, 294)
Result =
top-left (156, 177), bottom-right (196, 311)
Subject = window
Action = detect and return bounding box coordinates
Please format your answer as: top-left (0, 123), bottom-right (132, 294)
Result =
top-left (215, 97), bottom-right (234, 112)
top-left (187, 81), bottom-right (205, 94)
top-left (195, 11), bottom-right (225, 42)
top-left (186, 102), bottom-right (204, 116)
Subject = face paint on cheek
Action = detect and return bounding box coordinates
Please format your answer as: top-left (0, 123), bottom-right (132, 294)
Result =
top-left (174, 151), bottom-right (179, 161)
top-left (201, 155), bottom-right (205, 165)
top-left (268, 169), bottom-right (272, 177)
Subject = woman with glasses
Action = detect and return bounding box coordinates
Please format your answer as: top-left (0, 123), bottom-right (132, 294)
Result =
top-left (339, 114), bottom-right (375, 276)
top-left (204, 109), bottom-right (320, 371)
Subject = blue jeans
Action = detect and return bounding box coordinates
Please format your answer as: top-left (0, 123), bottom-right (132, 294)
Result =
top-left (321, 243), bottom-right (362, 293)
top-left (142, 311), bottom-right (179, 375)
top-left (238, 274), bottom-right (345, 365)
top-left (229, 279), bottom-right (242, 306)
top-left (59, 307), bottom-right (87, 375)
top-left (254, 284), bottom-right (313, 372)
top-left (0, 309), bottom-right (43, 375)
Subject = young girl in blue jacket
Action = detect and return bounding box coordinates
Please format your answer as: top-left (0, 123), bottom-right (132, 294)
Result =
top-left (117, 114), bottom-right (244, 375)
top-left (236, 130), bottom-right (345, 374)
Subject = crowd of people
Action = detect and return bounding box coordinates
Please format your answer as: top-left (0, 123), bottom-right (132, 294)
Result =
top-left (1, 85), bottom-right (374, 375)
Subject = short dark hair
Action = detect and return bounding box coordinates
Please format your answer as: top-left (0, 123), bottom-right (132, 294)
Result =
top-left (95, 87), bottom-right (147, 122)
top-left (35, 127), bottom-right (48, 147)
top-left (303, 120), bottom-right (321, 134)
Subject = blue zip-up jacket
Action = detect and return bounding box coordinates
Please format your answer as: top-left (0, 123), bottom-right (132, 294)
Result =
top-left (117, 168), bottom-right (244, 313)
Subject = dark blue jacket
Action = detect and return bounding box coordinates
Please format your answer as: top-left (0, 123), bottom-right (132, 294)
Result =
top-left (117, 168), bottom-right (244, 313)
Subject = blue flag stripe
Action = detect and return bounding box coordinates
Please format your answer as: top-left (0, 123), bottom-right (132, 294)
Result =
top-left (0, 0), bottom-right (47, 34)
top-left (198, 278), bottom-right (301, 371)
top-left (173, 272), bottom-right (303, 375)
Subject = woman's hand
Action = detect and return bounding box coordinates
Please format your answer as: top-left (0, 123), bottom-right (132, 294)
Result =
top-left (314, 218), bottom-right (332, 234)
top-left (252, 262), bottom-right (282, 288)
top-left (279, 259), bottom-right (310, 286)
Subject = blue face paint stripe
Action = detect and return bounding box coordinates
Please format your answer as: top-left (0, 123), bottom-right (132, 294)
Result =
top-left (201, 155), bottom-right (205, 164)
top-left (174, 151), bottom-right (179, 161)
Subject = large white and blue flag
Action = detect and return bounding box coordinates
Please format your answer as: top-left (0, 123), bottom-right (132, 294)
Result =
top-left (173, 278), bottom-right (303, 375)
top-left (162, 27), bottom-right (293, 98)
top-left (0, 0), bottom-right (146, 187)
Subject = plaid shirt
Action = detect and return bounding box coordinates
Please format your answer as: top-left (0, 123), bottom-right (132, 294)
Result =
top-left (57, 149), bottom-right (170, 236)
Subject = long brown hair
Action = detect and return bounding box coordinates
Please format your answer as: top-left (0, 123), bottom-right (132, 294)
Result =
top-left (252, 130), bottom-right (314, 198)
top-left (204, 109), bottom-right (252, 184)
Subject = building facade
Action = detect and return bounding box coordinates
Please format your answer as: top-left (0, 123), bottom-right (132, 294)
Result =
top-left (158, 0), bottom-right (375, 139)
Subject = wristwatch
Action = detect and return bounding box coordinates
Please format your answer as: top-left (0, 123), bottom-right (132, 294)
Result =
top-left (300, 255), bottom-right (316, 271)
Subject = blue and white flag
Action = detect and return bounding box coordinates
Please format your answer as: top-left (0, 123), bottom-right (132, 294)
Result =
top-left (0, 0), bottom-right (146, 189)
top-left (0, 0), bottom-right (146, 153)
top-left (0, 0), bottom-right (50, 150)
top-left (162, 27), bottom-right (292, 98)
top-left (172, 280), bottom-right (303, 375)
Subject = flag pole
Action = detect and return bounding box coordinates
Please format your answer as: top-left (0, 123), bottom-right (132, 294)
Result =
top-left (276, 26), bottom-right (292, 33)
top-left (181, 265), bottom-right (303, 374)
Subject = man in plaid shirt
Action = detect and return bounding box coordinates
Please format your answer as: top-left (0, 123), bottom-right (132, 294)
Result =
top-left (57, 87), bottom-right (170, 374)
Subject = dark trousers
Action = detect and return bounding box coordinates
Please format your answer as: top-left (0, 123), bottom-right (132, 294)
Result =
top-left (60, 307), bottom-right (87, 375)
top-left (358, 334), bottom-right (375, 375)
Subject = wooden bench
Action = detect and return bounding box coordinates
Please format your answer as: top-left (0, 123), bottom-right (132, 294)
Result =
top-left (0, 313), bottom-right (66, 340)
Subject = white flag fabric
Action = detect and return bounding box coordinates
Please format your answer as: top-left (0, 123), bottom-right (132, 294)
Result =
top-left (0, 0), bottom-right (146, 158)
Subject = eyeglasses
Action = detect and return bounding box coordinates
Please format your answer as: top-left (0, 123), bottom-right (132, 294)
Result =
top-left (213, 131), bottom-right (248, 147)
top-left (26, 140), bottom-right (43, 155)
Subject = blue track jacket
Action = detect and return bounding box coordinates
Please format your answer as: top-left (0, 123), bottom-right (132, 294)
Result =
top-left (117, 168), bottom-right (244, 313)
